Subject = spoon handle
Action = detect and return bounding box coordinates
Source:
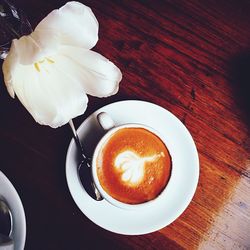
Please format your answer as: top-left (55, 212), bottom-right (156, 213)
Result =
top-left (68, 119), bottom-right (103, 201)
top-left (68, 119), bottom-right (89, 163)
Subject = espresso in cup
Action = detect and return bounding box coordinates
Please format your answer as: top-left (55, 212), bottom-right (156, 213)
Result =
top-left (95, 126), bottom-right (172, 205)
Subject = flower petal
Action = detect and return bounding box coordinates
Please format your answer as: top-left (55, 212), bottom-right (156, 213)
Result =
top-left (55, 46), bottom-right (122, 97)
top-left (35, 1), bottom-right (99, 49)
top-left (8, 59), bottom-right (88, 128)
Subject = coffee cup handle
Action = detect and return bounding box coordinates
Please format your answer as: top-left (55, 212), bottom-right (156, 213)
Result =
top-left (97, 112), bottom-right (115, 131)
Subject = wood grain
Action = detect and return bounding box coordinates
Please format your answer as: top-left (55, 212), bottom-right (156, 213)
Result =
top-left (0, 0), bottom-right (250, 249)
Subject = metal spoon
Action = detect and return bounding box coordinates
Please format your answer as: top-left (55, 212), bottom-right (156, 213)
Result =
top-left (69, 120), bottom-right (103, 201)
top-left (0, 198), bottom-right (13, 245)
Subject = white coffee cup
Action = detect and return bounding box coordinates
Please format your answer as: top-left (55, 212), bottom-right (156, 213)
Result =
top-left (91, 112), bottom-right (173, 210)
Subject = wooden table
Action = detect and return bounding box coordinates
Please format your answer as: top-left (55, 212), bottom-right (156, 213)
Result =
top-left (0, 0), bottom-right (249, 249)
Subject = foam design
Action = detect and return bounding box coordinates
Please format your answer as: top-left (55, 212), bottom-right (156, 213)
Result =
top-left (114, 150), bottom-right (164, 185)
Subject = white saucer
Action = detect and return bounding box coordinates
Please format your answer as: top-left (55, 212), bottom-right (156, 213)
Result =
top-left (66, 100), bottom-right (199, 235)
top-left (0, 171), bottom-right (26, 250)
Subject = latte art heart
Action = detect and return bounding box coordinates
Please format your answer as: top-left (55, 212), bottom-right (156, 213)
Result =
top-left (115, 150), bottom-right (165, 185)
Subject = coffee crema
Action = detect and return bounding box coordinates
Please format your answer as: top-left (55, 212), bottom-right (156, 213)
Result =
top-left (96, 127), bottom-right (172, 204)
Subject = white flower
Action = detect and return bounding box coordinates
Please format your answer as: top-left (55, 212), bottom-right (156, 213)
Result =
top-left (2, 1), bottom-right (122, 128)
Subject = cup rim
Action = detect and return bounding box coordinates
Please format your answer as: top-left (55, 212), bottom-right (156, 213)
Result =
top-left (91, 123), bottom-right (173, 210)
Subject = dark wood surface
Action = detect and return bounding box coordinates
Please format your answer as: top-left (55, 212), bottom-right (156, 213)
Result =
top-left (1, 0), bottom-right (250, 249)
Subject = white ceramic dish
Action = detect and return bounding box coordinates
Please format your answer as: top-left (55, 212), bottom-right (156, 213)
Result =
top-left (66, 100), bottom-right (199, 235)
top-left (0, 171), bottom-right (26, 250)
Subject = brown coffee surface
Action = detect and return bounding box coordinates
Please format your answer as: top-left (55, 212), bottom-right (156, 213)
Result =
top-left (96, 127), bottom-right (172, 204)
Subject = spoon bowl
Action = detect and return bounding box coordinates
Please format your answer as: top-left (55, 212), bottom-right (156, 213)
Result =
top-left (0, 198), bottom-right (13, 247)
